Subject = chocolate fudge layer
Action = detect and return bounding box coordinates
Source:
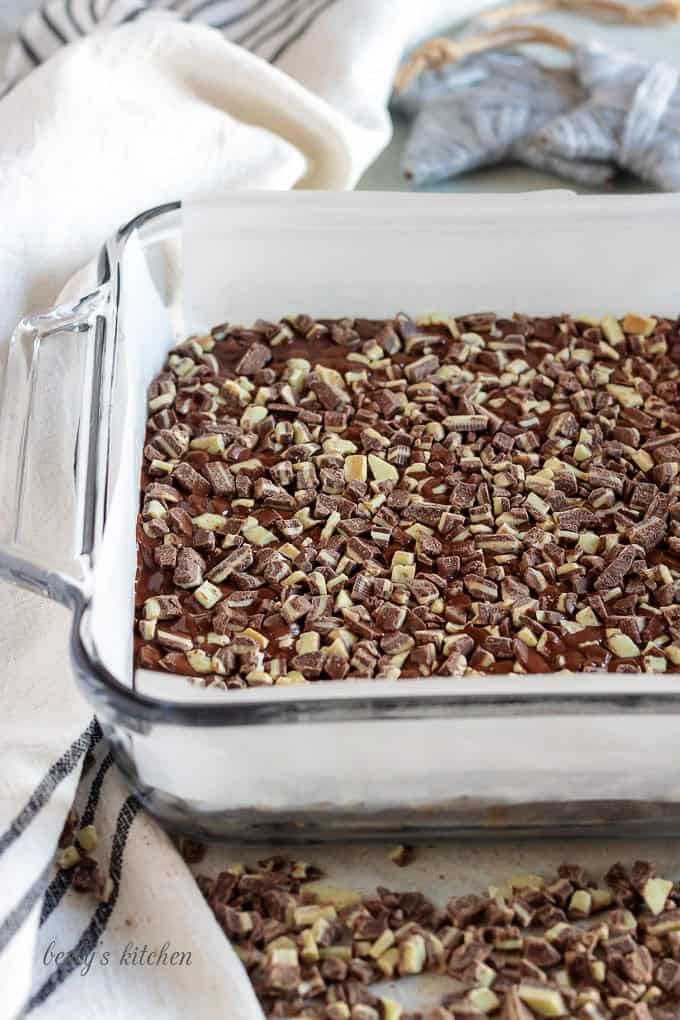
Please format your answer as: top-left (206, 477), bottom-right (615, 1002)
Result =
top-left (135, 312), bottom-right (680, 687)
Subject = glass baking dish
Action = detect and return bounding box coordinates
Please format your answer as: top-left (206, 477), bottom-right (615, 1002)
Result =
top-left (2, 191), bottom-right (680, 843)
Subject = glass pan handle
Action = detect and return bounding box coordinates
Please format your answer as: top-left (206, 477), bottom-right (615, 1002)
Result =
top-left (0, 286), bottom-right (110, 605)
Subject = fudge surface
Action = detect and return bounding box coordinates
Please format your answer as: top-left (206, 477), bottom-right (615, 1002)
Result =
top-left (135, 312), bottom-right (680, 687)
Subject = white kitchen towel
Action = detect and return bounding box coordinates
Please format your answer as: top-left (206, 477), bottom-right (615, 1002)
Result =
top-left (0, 2), bottom-right (499, 1019)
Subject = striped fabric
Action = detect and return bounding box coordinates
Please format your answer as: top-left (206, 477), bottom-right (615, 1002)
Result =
top-left (1, 704), bottom-right (265, 1019)
top-left (8, 0), bottom-right (340, 87)
top-left (0, 720), bottom-right (108, 1015)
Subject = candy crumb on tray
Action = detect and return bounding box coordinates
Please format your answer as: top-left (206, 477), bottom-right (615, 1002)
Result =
top-left (134, 311), bottom-right (680, 688)
top-left (194, 855), bottom-right (680, 1020)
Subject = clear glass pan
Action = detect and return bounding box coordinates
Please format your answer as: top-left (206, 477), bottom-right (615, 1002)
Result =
top-left (2, 193), bottom-right (680, 842)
